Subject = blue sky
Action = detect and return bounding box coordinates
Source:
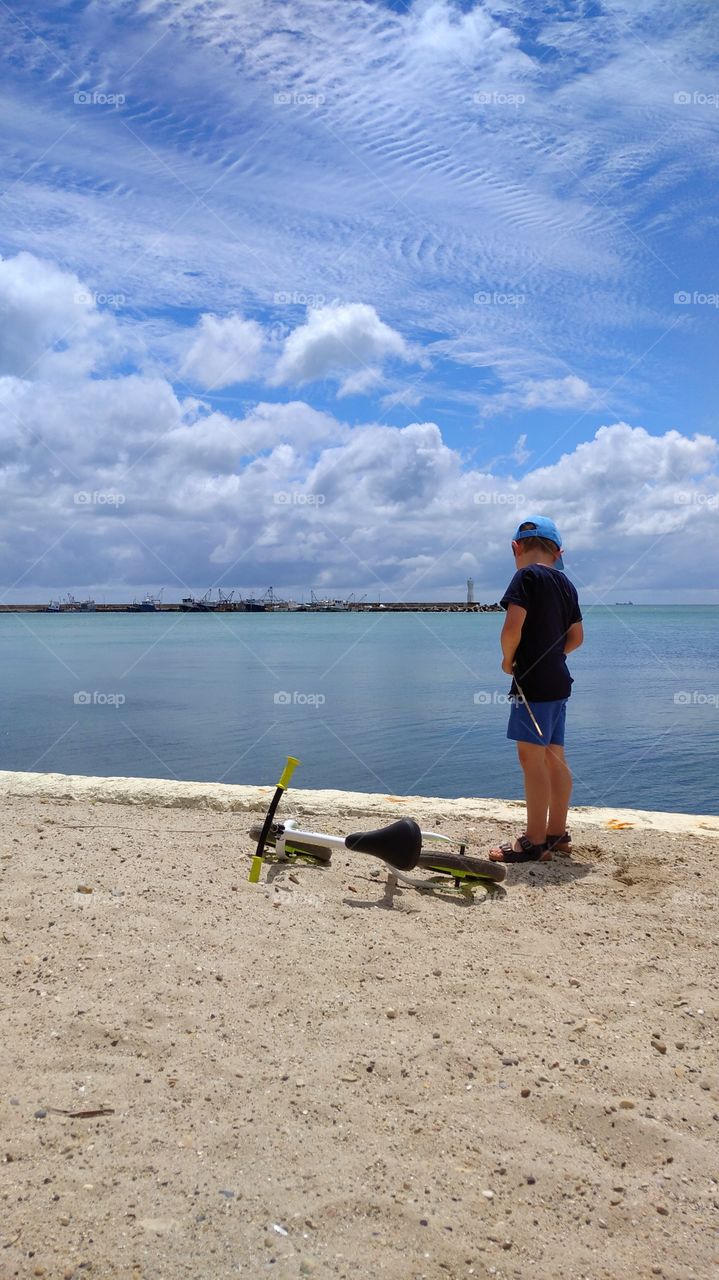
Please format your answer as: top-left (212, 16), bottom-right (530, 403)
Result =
top-left (0, 0), bottom-right (717, 602)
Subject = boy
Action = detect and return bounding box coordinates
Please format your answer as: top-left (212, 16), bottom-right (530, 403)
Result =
top-left (489, 516), bottom-right (583, 863)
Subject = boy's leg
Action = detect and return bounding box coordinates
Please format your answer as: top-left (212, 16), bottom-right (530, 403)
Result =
top-left (490, 700), bottom-right (570, 861)
top-left (516, 740), bottom-right (551, 845)
top-left (546, 743), bottom-right (572, 836)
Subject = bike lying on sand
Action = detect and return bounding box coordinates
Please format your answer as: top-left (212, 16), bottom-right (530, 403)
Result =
top-left (248, 757), bottom-right (506, 894)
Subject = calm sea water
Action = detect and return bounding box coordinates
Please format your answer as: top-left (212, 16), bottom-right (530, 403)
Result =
top-left (1, 607), bottom-right (717, 814)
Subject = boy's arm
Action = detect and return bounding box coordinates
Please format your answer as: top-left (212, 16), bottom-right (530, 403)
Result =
top-left (564, 620), bottom-right (584, 654)
top-left (500, 603), bottom-right (526, 674)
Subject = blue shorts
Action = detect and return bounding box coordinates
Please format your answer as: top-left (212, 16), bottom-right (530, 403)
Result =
top-left (507, 696), bottom-right (568, 746)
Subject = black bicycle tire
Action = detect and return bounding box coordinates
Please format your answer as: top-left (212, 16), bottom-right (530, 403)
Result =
top-left (248, 823), bottom-right (332, 863)
top-left (249, 821), bottom-right (278, 845)
top-left (417, 852), bottom-right (507, 884)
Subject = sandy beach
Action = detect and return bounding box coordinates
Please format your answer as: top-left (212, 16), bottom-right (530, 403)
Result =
top-left (1, 770), bottom-right (717, 1280)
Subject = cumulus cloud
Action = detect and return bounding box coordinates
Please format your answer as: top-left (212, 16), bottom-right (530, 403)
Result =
top-left (271, 303), bottom-right (418, 395)
top-left (4, 359), bottom-right (716, 602)
top-left (405, 0), bottom-right (530, 72)
top-left (165, 401), bottom-right (347, 475)
top-left (177, 302), bottom-right (420, 399)
top-left (0, 251), bottom-right (120, 381)
top-left (525, 423), bottom-right (717, 522)
top-left (0, 252), bottom-right (716, 603)
top-left (180, 312), bottom-right (266, 389)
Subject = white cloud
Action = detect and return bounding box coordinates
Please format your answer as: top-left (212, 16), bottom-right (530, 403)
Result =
top-left (380, 386), bottom-right (427, 411)
top-left (0, 0), bottom-right (716, 606)
top-left (512, 433), bottom-right (530, 464)
top-left (165, 400), bottom-right (347, 475)
top-left (481, 374), bottom-right (599, 418)
top-left (179, 303), bottom-right (418, 399)
top-left (181, 312), bottom-right (266, 389)
top-left (523, 375), bottom-right (595, 410)
top-left (406, 0), bottom-right (527, 66)
top-left (271, 303), bottom-right (418, 393)
top-left (1, 0), bottom-right (713, 415)
top-left (0, 251), bottom-right (119, 381)
top-left (0, 251), bottom-right (715, 600)
top-left (1, 336), bottom-right (717, 602)
top-left (336, 367), bottom-right (385, 399)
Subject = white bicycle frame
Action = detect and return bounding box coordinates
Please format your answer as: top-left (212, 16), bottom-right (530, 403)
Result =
top-left (275, 818), bottom-right (453, 861)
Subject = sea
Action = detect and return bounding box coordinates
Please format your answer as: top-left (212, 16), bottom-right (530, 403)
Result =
top-left (1, 606), bottom-right (717, 815)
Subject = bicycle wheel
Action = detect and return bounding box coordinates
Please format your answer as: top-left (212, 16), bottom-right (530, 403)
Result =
top-left (248, 823), bottom-right (332, 863)
top-left (417, 852), bottom-right (507, 884)
top-left (250, 821), bottom-right (280, 845)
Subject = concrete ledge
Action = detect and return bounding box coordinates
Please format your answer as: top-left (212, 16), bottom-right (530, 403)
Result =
top-left (0, 769), bottom-right (716, 838)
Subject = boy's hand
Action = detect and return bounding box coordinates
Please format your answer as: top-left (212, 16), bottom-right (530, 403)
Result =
top-left (564, 620), bottom-right (584, 654)
top-left (500, 603), bottom-right (525, 674)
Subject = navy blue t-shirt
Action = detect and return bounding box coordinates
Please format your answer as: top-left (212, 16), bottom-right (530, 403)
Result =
top-left (501, 565), bottom-right (582, 702)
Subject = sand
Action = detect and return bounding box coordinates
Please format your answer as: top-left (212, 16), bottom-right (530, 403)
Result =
top-left (1, 770), bottom-right (717, 1280)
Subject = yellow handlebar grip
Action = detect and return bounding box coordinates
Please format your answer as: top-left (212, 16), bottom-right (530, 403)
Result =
top-left (278, 756), bottom-right (300, 791)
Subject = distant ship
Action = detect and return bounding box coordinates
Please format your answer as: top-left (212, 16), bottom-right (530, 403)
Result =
top-left (614, 601), bottom-right (634, 606)
top-left (46, 594), bottom-right (95, 612)
top-left (129, 591), bottom-right (163, 612)
top-left (307, 590), bottom-right (365, 612)
top-left (180, 590), bottom-right (217, 612)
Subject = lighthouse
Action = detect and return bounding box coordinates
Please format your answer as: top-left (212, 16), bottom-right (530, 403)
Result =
top-left (466, 577), bottom-right (475, 605)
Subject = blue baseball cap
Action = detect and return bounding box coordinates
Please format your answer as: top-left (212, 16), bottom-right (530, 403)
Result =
top-left (512, 515), bottom-right (564, 569)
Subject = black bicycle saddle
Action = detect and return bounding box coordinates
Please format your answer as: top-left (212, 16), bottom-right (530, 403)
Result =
top-left (344, 817), bottom-right (422, 871)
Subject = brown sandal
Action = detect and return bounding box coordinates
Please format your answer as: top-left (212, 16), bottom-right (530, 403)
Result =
top-left (489, 834), bottom-right (551, 864)
top-left (546, 831), bottom-right (572, 852)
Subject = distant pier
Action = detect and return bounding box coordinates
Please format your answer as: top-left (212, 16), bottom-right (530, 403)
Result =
top-left (0, 601), bottom-right (502, 614)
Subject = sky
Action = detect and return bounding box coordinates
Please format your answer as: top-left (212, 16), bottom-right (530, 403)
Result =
top-left (0, 0), bottom-right (717, 604)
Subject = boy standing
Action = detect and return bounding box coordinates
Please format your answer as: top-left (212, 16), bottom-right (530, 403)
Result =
top-left (489, 516), bottom-right (583, 863)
